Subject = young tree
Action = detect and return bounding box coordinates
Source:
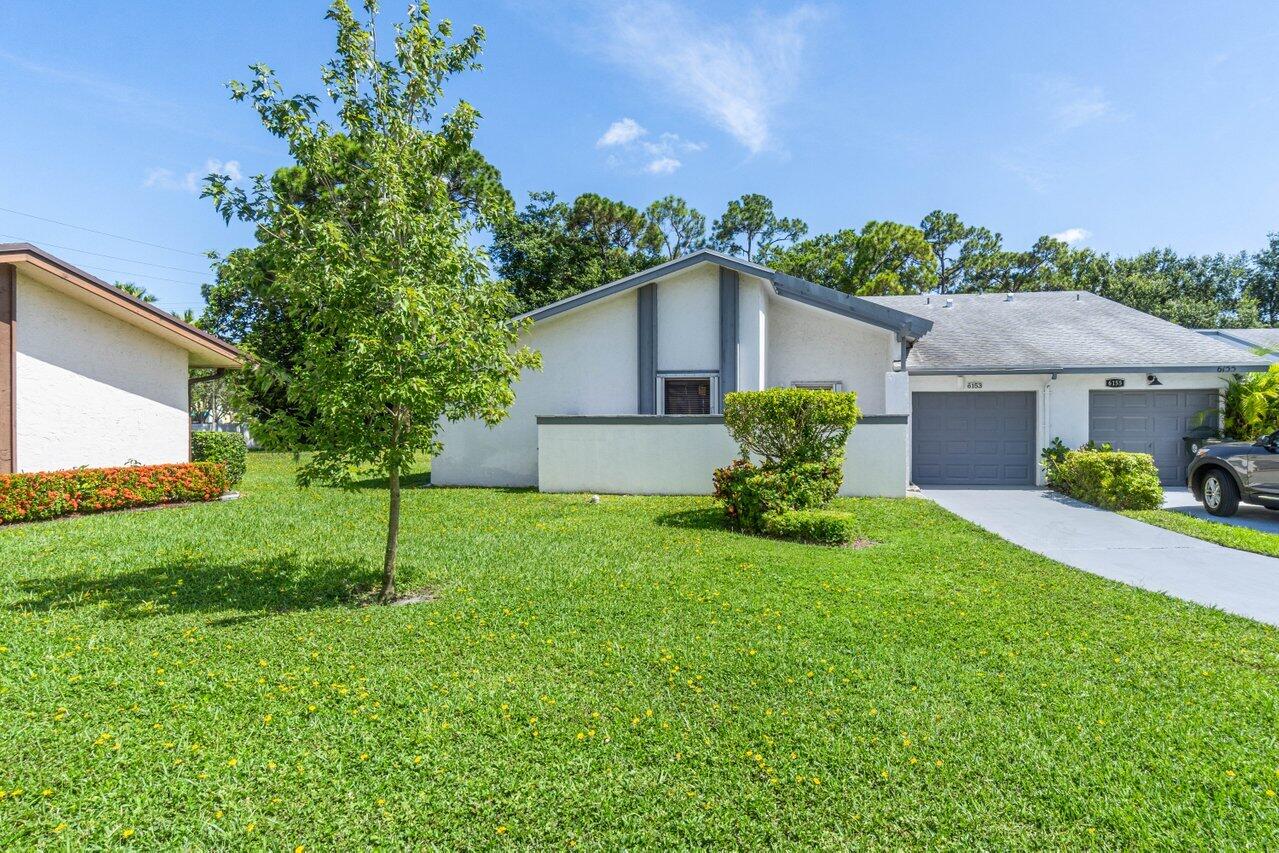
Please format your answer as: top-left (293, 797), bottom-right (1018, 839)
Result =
top-left (206, 0), bottom-right (539, 602)
top-left (766, 221), bottom-right (937, 296)
top-left (918, 210), bottom-right (1003, 294)
top-left (646, 195), bottom-right (706, 259)
top-left (711, 193), bottom-right (807, 262)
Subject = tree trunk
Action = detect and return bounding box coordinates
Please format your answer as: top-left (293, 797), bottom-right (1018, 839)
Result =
top-left (380, 463), bottom-right (400, 603)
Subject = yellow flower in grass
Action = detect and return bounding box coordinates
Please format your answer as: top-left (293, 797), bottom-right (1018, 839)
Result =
top-left (122, 828), bottom-right (135, 839)
top-left (227, 758), bottom-right (238, 767)
top-left (245, 822), bottom-right (256, 833)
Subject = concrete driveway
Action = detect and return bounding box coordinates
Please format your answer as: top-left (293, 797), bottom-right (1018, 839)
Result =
top-left (923, 486), bottom-right (1279, 627)
top-left (1162, 487), bottom-right (1279, 533)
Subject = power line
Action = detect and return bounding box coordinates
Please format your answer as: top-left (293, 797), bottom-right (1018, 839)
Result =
top-left (0, 232), bottom-right (210, 274)
top-left (0, 204), bottom-right (208, 257)
top-left (70, 262), bottom-right (207, 288)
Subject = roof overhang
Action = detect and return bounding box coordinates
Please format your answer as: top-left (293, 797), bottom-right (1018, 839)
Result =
top-left (908, 363), bottom-right (1273, 376)
top-left (518, 249), bottom-right (933, 341)
top-left (0, 243), bottom-right (242, 369)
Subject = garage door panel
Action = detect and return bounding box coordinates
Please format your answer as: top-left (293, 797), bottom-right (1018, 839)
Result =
top-left (912, 392), bottom-right (1036, 485)
top-left (1088, 389), bottom-right (1221, 485)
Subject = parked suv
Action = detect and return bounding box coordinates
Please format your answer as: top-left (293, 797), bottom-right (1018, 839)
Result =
top-left (1187, 431), bottom-right (1279, 516)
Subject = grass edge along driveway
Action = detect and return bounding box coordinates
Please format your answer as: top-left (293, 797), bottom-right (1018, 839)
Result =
top-left (2, 453), bottom-right (1278, 848)
top-left (1124, 508), bottom-right (1279, 558)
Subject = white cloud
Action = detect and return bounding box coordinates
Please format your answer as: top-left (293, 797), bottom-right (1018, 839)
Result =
top-left (597, 117), bottom-right (646, 147)
top-left (645, 157), bottom-right (681, 175)
top-left (595, 120), bottom-right (702, 175)
top-left (144, 158), bottom-right (242, 193)
top-left (585, 2), bottom-right (822, 154)
top-left (1051, 227), bottom-right (1091, 244)
top-left (1043, 79), bottom-right (1112, 129)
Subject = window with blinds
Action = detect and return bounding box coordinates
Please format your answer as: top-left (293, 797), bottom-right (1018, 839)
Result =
top-left (662, 377), bottom-right (711, 415)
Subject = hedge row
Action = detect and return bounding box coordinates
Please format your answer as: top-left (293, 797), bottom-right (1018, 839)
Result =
top-left (0, 463), bottom-right (230, 524)
top-left (191, 431), bottom-right (247, 485)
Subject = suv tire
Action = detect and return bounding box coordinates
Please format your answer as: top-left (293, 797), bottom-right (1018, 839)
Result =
top-left (1201, 470), bottom-right (1240, 517)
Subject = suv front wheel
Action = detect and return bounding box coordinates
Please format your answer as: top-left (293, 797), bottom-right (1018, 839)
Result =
top-left (1201, 470), bottom-right (1240, 517)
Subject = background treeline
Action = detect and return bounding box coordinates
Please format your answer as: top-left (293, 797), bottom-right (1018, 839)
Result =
top-left (492, 191), bottom-right (1279, 329)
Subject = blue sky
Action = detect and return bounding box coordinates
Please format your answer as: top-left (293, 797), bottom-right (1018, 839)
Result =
top-left (2, 1), bottom-right (1277, 314)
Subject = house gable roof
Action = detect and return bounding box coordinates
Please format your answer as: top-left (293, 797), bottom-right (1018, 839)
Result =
top-left (518, 249), bottom-right (933, 340)
top-left (0, 243), bottom-right (242, 368)
top-left (1196, 327), bottom-right (1279, 358)
top-left (862, 290), bottom-right (1272, 374)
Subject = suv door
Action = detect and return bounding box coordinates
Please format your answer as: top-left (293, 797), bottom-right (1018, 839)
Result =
top-left (1248, 431), bottom-right (1279, 500)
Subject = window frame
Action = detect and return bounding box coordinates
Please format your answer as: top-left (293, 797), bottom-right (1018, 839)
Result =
top-left (790, 380), bottom-right (843, 392)
top-left (657, 372), bottom-right (719, 416)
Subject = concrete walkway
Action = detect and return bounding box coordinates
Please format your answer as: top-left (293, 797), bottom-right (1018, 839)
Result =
top-left (1163, 487), bottom-right (1279, 534)
top-left (923, 486), bottom-right (1279, 627)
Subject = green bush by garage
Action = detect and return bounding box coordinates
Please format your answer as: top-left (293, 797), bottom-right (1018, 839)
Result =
top-left (1042, 439), bottom-right (1163, 511)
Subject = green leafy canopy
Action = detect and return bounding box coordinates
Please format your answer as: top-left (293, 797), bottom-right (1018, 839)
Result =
top-left (203, 0), bottom-right (539, 600)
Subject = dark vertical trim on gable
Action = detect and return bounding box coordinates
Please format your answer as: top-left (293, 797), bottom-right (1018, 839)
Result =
top-left (637, 283), bottom-right (657, 414)
top-left (0, 264), bottom-right (14, 473)
top-left (719, 267), bottom-right (738, 404)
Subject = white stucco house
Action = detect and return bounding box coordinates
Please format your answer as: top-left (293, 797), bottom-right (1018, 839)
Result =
top-left (432, 249), bottom-right (1270, 495)
top-left (0, 243), bottom-right (242, 474)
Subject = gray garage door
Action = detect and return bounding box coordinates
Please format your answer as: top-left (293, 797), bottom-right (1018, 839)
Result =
top-left (912, 392), bottom-right (1036, 485)
top-left (1088, 390), bottom-right (1220, 485)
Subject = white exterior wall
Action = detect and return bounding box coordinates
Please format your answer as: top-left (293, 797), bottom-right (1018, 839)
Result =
top-left (656, 266), bottom-right (720, 373)
top-left (432, 291), bottom-right (639, 487)
top-left (766, 297), bottom-right (897, 414)
top-left (433, 262), bottom-right (905, 491)
top-left (538, 419), bottom-right (909, 497)
top-left (737, 274), bottom-right (769, 391)
top-left (908, 371), bottom-right (1230, 485)
top-left (14, 272), bottom-right (190, 471)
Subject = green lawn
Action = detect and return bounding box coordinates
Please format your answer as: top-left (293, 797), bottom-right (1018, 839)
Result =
top-left (1125, 508), bottom-right (1279, 558)
top-left (3, 454), bottom-right (1278, 848)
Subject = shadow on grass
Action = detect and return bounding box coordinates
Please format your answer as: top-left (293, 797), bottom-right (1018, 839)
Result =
top-left (344, 470), bottom-right (434, 490)
top-left (653, 507), bottom-right (732, 531)
top-left (16, 552), bottom-right (378, 622)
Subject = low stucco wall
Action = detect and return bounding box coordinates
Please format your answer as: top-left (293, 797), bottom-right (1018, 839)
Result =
top-left (536, 415), bottom-right (909, 497)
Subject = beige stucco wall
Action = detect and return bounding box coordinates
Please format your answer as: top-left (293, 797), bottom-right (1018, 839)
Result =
top-left (14, 271), bottom-right (190, 471)
top-left (766, 296), bottom-right (897, 414)
top-left (537, 419), bottom-right (909, 497)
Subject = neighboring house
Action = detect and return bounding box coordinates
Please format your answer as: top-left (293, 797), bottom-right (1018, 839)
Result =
top-left (431, 249), bottom-right (1271, 494)
top-left (0, 243), bottom-right (241, 474)
top-left (1196, 328), bottom-right (1279, 359)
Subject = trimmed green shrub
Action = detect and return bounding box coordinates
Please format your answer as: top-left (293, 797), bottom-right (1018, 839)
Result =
top-left (192, 431), bottom-right (247, 486)
top-left (712, 459), bottom-right (842, 532)
top-left (762, 509), bottom-right (858, 545)
top-left (714, 388), bottom-right (860, 537)
top-left (1042, 437), bottom-right (1113, 487)
top-left (0, 463), bottom-right (230, 524)
top-left (722, 388), bottom-right (861, 465)
top-left (1054, 449), bottom-right (1163, 511)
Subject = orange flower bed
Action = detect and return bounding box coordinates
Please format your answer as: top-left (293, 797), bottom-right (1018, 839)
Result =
top-left (0, 463), bottom-right (230, 524)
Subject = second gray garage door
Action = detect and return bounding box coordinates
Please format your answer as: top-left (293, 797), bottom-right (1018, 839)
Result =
top-left (912, 392), bottom-right (1036, 485)
top-left (1089, 389), bottom-right (1220, 485)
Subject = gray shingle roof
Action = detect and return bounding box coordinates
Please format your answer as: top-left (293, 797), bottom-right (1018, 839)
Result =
top-left (1196, 328), bottom-right (1279, 357)
top-left (520, 250), bottom-right (933, 339)
top-left (861, 291), bottom-right (1271, 374)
